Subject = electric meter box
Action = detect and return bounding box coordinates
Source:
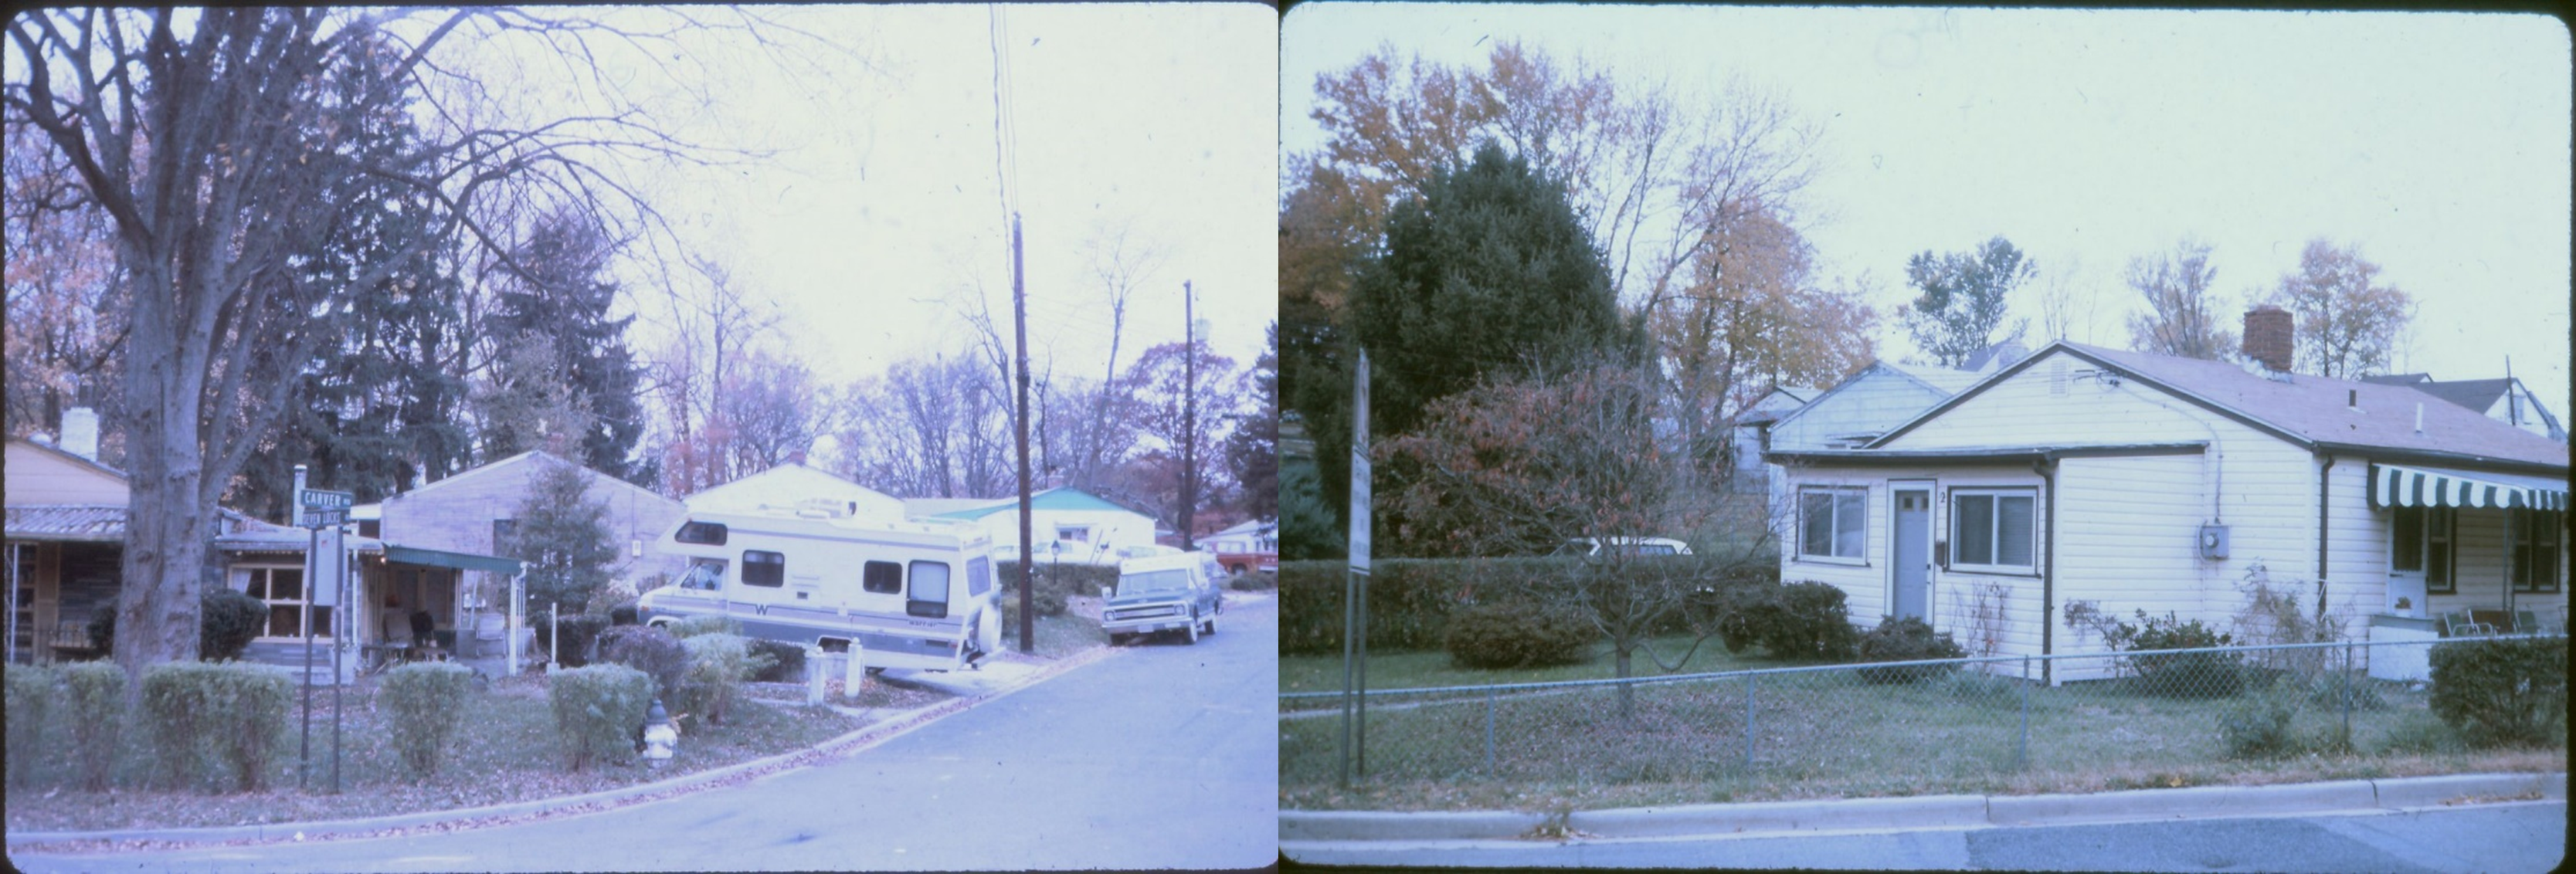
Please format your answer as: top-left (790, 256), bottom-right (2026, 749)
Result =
top-left (2198, 525), bottom-right (2230, 561)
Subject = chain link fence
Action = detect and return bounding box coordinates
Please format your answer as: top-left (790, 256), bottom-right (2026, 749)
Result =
top-left (1281, 635), bottom-right (2567, 798)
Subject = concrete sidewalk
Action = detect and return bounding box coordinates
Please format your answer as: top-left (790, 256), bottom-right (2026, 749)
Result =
top-left (1281, 772), bottom-right (2567, 847)
top-left (6, 643), bottom-right (1120, 851)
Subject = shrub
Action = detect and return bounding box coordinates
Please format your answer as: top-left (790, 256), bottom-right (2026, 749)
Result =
top-left (2428, 636), bottom-right (2568, 748)
top-left (380, 662), bottom-right (474, 778)
top-left (1855, 616), bottom-right (1967, 684)
top-left (1443, 601), bottom-right (1597, 669)
top-left (86, 610), bottom-right (114, 655)
top-left (199, 588), bottom-right (267, 661)
top-left (2218, 677), bottom-right (2306, 758)
top-left (608, 599), bottom-right (640, 626)
top-left (2120, 612), bottom-right (2243, 698)
top-left (5, 664), bottom-right (56, 788)
top-left (534, 614), bottom-right (610, 667)
top-left (596, 625), bottom-right (689, 700)
top-left (1227, 571), bottom-right (1276, 591)
top-left (1713, 581), bottom-right (1859, 661)
top-left (548, 664), bottom-right (651, 771)
top-left (664, 614), bottom-right (738, 639)
top-left (746, 638), bottom-right (807, 683)
top-left (141, 662), bottom-right (290, 792)
top-left (677, 633), bottom-right (761, 728)
top-left (61, 662), bottom-right (125, 792)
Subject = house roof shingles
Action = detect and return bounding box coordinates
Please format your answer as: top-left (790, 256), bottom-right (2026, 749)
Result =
top-left (5, 505), bottom-right (127, 541)
top-left (1879, 341), bottom-right (2569, 472)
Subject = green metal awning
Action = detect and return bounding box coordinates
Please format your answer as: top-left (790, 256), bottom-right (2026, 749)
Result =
top-left (383, 545), bottom-right (522, 575)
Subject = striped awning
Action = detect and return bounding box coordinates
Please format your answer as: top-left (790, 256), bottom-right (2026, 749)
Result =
top-left (2371, 463), bottom-right (2568, 511)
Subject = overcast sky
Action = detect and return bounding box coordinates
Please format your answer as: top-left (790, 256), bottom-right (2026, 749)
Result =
top-left (568, 4), bottom-right (1277, 391)
top-left (1281, 5), bottom-right (2571, 410)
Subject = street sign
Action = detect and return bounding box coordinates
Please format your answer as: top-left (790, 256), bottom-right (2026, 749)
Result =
top-left (299, 489), bottom-right (354, 510)
top-left (1349, 351), bottom-right (1370, 574)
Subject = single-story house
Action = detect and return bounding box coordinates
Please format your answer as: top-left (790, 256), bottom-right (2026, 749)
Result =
top-left (1767, 311), bottom-right (2566, 683)
top-left (214, 517), bottom-right (524, 680)
top-left (377, 449), bottom-right (687, 603)
top-left (6, 424), bottom-right (135, 664)
top-left (2362, 372), bottom-right (2565, 442)
top-left (905, 487), bottom-right (1157, 565)
top-left (684, 462), bottom-right (907, 519)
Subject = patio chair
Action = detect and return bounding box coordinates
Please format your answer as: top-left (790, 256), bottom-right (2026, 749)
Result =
top-left (2441, 611), bottom-right (2493, 637)
top-left (2469, 608), bottom-right (2514, 635)
top-left (2514, 610), bottom-right (2542, 636)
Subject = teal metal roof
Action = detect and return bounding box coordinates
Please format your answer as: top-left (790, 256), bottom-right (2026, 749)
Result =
top-left (383, 545), bottom-right (523, 575)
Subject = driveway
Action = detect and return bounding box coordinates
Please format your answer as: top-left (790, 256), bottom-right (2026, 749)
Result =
top-left (12, 593), bottom-right (1280, 872)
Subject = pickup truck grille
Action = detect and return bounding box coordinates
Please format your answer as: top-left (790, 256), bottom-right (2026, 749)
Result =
top-left (1107, 605), bottom-right (1181, 622)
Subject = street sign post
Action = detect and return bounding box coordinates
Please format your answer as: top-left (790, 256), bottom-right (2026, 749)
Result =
top-left (1342, 351), bottom-right (1371, 787)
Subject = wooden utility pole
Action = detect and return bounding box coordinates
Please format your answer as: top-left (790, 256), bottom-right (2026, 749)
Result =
top-left (1180, 280), bottom-right (1197, 551)
top-left (1013, 214), bottom-right (1034, 653)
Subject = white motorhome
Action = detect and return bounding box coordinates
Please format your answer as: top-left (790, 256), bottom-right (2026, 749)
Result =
top-left (638, 504), bottom-right (1002, 672)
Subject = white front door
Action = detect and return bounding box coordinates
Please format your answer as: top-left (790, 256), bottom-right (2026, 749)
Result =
top-left (1893, 488), bottom-right (1933, 621)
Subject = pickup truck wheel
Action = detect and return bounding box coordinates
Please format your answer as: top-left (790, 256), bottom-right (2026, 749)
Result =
top-left (1203, 614), bottom-right (1217, 635)
top-left (1108, 632), bottom-right (1129, 646)
top-left (1184, 615), bottom-right (1200, 645)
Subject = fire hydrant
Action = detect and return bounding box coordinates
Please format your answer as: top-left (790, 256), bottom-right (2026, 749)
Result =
top-left (641, 698), bottom-right (678, 768)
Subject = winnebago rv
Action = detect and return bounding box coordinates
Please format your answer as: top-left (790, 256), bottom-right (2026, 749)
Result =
top-left (638, 505), bottom-right (1002, 672)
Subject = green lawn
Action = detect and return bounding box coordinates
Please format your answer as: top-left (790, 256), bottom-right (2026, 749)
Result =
top-left (1003, 610), bottom-right (1105, 659)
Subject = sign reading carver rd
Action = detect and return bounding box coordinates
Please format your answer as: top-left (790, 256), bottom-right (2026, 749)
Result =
top-left (298, 489), bottom-right (355, 510)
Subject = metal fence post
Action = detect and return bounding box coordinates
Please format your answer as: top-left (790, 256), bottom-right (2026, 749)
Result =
top-left (2018, 655), bottom-right (2031, 769)
top-left (1743, 673), bottom-right (1757, 771)
top-left (2342, 642), bottom-right (2355, 747)
top-left (1485, 686), bottom-right (1497, 774)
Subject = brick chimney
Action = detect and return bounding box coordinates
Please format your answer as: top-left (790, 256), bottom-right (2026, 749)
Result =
top-left (2242, 306), bottom-right (2293, 373)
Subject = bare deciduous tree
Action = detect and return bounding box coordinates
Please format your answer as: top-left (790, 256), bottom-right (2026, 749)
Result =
top-left (2123, 239), bottom-right (2235, 361)
top-left (2271, 239), bottom-right (2414, 379)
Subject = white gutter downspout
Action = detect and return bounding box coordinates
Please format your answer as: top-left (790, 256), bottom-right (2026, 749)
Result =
top-left (507, 570), bottom-right (526, 677)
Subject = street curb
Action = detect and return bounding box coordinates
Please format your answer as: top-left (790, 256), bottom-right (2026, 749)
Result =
top-left (8, 644), bottom-right (1122, 849)
top-left (1277, 772), bottom-right (2567, 842)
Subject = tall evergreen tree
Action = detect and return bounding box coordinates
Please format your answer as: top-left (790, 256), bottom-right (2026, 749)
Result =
top-left (1305, 141), bottom-right (1635, 548)
top-left (480, 208), bottom-right (649, 485)
top-left (504, 457), bottom-right (620, 620)
top-left (232, 39), bottom-right (473, 517)
top-left (1225, 324), bottom-right (1281, 522)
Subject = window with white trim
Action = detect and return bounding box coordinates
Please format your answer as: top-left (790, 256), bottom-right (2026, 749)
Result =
top-left (2512, 509), bottom-right (2561, 594)
top-left (1797, 486), bottom-right (1867, 561)
top-left (1950, 489), bottom-right (2037, 574)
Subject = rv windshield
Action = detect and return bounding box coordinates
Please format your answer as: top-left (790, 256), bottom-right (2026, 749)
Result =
top-left (680, 559), bottom-right (725, 591)
top-left (1118, 569), bottom-right (1192, 595)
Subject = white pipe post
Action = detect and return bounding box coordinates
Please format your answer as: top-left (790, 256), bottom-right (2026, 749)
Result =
top-left (507, 571), bottom-right (524, 676)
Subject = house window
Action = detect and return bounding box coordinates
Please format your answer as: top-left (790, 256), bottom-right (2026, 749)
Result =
top-left (1798, 487), bottom-right (1867, 561)
top-left (741, 550), bottom-right (785, 588)
top-left (2391, 506), bottom-right (2456, 594)
top-left (862, 561), bottom-right (903, 595)
top-left (2513, 510), bottom-right (2561, 593)
top-left (1951, 489), bottom-right (2037, 574)
top-left (243, 566), bottom-right (329, 639)
top-left (1056, 525), bottom-right (1091, 544)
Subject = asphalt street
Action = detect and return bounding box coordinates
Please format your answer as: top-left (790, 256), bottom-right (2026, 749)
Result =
top-left (1281, 801), bottom-right (2569, 872)
top-left (14, 594), bottom-right (1279, 872)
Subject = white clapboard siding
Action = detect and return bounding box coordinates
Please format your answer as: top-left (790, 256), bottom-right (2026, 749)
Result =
top-left (1891, 352), bottom-right (2226, 449)
top-left (1770, 371), bottom-right (1952, 452)
top-left (2322, 459), bottom-right (2390, 618)
top-left (1779, 473), bottom-right (1888, 622)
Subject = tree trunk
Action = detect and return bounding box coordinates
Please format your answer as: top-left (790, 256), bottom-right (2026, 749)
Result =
top-left (114, 291), bottom-right (206, 689)
top-left (1613, 645), bottom-right (1636, 719)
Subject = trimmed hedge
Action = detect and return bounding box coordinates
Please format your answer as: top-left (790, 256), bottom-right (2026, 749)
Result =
top-left (548, 664), bottom-right (651, 771)
top-left (747, 638), bottom-right (807, 683)
top-left (1713, 581), bottom-right (1860, 660)
top-left (1444, 600), bottom-right (1597, 669)
top-left (199, 588), bottom-right (267, 661)
top-left (2428, 636), bottom-right (2568, 747)
top-left (381, 662), bottom-right (475, 778)
top-left (1855, 615), bottom-right (1967, 684)
top-left (62, 662), bottom-right (125, 791)
top-left (664, 614), bottom-right (738, 639)
top-left (678, 632), bottom-right (762, 728)
top-left (597, 625), bottom-right (690, 700)
top-left (5, 664), bottom-right (54, 788)
top-left (1281, 557), bottom-right (1775, 655)
top-left (141, 662), bottom-right (291, 793)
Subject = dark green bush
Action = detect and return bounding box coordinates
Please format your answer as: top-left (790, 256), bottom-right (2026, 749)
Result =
top-left (548, 664), bottom-right (650, 771)
top-left (1443, 601), bottom-right (1597, 669)
top-left (608, 599), bottom-right (640, 626)
top-left (141, 662), bottom-right (290, 793)
top-left (381, 662), bottom-right (474, 778)
top-left (1227, 571), bottom-right (1277, 591)
top-left (747, 638), bottom-right (807, 683)
top-left (5, 664), bottom-right (55, 788)
top-left (1855, 615), bottom-right (1967, 683)
top-left (597, 625), bottom-right (690, 700)
top-left (997, 561), bottom-right (1117, 615)
top-left (534, 614), bottom-right (610, 667)
top-left (664, 614), bottom-right (738, 639)
top-left (1713, 581), bottom-right (1859, 661)
top-left (61, 662), bottom-right (124, 791)
top-left (199, 588), bottom-right (267, 661)
top-left (86, 610), bottom-right (114, 655)
top-left (2428, 636), bottom-right (2568, 747)
top-left (2118, 612), bottom-right (2243, 698)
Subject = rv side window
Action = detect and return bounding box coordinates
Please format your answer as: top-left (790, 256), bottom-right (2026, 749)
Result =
top-left (966, 557), bottom-right (991, 597)
top-left (742, 550), bottom-right (785, 588)
top-left (675, 521), bottom-right (728, 545)
top-left (862, 561), bottom-right (902, 595)
top-left (682, 559), bottom-right (727, 591)
top-left (908, 561), bottom-right (951, 609)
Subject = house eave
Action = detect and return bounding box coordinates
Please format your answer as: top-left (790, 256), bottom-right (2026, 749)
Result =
top-left (2311, 442), bottom-right (2571, 478)
top-left (1769, 442), bottom-right (2208, 467)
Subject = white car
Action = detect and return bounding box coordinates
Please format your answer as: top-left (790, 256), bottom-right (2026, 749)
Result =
top-left (1557, 537), bottom-right (1694, 557)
